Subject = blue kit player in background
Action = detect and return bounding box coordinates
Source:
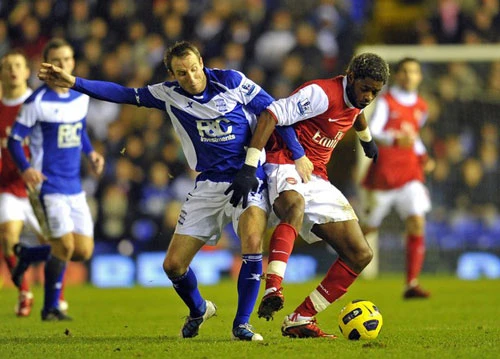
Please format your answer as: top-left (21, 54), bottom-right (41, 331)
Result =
top-left (8, 38), bottom-right (105, 321)
top-left (37, 40), bottom-right (309, 340)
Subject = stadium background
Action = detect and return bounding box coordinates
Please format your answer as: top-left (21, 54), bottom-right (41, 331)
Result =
top-left (1, 0), bottom-right (499, 288)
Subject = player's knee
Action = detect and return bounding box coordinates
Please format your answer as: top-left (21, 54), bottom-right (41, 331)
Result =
top-left (71, 246), bottom-right (93, 261)
top-left (274, 192), bottom-right (305, 226)
top-left (348, 244), bottom-right (373, 273)
top-left (240, 232), bottom-right (263, 253)
top-left (163, 257), bottom-right (187, 278)
top-left (52, 241), bottom-right (75, 261)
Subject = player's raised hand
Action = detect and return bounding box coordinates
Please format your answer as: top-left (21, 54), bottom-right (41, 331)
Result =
top-left (88, 151), bottom-right (105, 176)
top-left (294, 155), bottom-right (313, 183)
top-left (224, 164), bottom-right (259, 208)
top-left (38, 63), bottom-right (76, 88)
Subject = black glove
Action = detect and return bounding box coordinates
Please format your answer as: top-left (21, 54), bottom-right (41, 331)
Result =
top-left (360, 139), bottom-right (378, 163)
top-left (224, 164), bottom-right (259, 208)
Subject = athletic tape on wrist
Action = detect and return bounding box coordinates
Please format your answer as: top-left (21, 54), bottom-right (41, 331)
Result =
top-left (356, 128), bottom-right (372, 142)
top-left (244, 147), bottom-right (261, 167)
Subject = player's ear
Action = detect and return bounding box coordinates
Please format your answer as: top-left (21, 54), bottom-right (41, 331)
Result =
top-left (346, 71), bottom-right (354, 84)
top-left (199, 56), bottom-right (204, 69)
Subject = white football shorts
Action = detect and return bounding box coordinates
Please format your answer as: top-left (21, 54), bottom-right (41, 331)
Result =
top-left (174, 179), bottom-right (269, 246)
top-left (363, 180), bottom-right (431, 228)
top-left (265, 163), bottom-right (358, 244)
top-left (0, 192), bottom-right (43, 236)
top-left (42, 192), bottom-right (94, 238)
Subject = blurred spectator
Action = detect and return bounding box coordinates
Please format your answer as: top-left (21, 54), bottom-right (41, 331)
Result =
top-left (65, 0), bottom-right (92, 54)
top-left (288, 22), bottom-right (325, 80)
top-left (254, 8), bottom-right (296, 73)
top-left (139, 161), bottom-right (174, 220)
top-left (425, 0), bottom-right (469, 44)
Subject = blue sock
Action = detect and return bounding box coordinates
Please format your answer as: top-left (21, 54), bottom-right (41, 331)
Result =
top-left (43, 256), bottom-right (66, 312)
top-left (17, 244), bottom-right (51, 263)
top-left (169, 267), bottom-right (205, 318)
top-left (233, 253), bottom-right (262, 328)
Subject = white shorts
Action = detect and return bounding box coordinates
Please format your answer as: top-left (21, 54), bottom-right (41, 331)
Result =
top-left (175, 179), bottom-right (269, 246)
top-left (42, 192), bottom-right (94, 238)
top-left (265, 164), bottom-right (358, 244)
top-left (0, 192), bottom-right (43, 236)
top-left (363, 180), bottom-right (431, 228)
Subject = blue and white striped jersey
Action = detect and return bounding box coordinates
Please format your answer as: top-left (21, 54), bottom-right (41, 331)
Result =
top-left (9, 85), bottom-right (91, 194)
top-left (74, 68), bottom-right (274, 182)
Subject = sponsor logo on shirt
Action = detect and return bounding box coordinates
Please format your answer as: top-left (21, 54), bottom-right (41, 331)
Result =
top-left (286, 177), bottom-right (298, 185)
top-left (196, 117), bottom-right (235, 143)
top-left (297, 98), bottom-right (312, 116)
top-left (312, 130), bottom-right (344, 149)
top-left (57, 122), bottom-right (82, 148)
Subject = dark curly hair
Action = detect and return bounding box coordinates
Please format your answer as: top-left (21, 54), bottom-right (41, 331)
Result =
top-left (347, 53), bottom-right (390, 84)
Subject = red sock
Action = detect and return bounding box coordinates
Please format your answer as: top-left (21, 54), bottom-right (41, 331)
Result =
top-left (266, 223), bottom-right (297, 290)
top-left (406, 234), bottom-right (425, 286)
top-left (4, 254), bottom-right (30, 292)
top-left (295, 259), bottom-right (358, 317)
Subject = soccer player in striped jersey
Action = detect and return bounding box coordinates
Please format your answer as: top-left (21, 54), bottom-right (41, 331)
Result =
top-left (229, 53), bottom-right (389, 338)
top-left (362, 57), bottom-right (431, 299)
top-left (37, 40), bottom-right (307, 340)
top-left (8, 39), bottom-right (105, 321)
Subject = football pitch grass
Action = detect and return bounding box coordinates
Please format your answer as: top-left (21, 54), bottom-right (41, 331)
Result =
top-left (0, 275), bottom-right (498, 359)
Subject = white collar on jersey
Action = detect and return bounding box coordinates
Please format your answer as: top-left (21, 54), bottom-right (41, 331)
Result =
top-left (342, 76), bottom-right (356, 109)
top-left (389, 85), bottom-right (418, 106)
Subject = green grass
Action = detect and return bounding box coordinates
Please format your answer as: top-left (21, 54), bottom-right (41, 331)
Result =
top-left (0, 275), bottom-right (499, 358)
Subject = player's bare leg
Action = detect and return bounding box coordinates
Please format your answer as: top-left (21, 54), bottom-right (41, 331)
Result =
top-left (282, 220), bottom-right (372, 338)
top-left (259, 190), bottom-right (304, 320)
top-left (403, 215), bottom-right (429, 299)
top-left (0, 220), bottom-right (34, 316)
top-left (71, 233), bottom-right (94, 261)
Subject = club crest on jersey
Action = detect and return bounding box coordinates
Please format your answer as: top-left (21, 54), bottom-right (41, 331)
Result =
top-left (214, 98), bottom-right (227, 113)
top-left (240, 80), bottom-right (256, 96)
top-left (297, 98), bottom-right (312, 116)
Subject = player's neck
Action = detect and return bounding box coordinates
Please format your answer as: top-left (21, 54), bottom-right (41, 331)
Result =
top-left (2, 85), bottom-right (28, 100)
top-left (49, 84), bottom-right (70, 94)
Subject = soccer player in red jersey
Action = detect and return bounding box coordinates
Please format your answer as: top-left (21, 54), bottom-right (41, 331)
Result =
top-left (0, 50), bottom-right (46, 316)
top-left (227, 53), bottom-right (389, 337)
top-left (362, 57), bottom-right (431, 299)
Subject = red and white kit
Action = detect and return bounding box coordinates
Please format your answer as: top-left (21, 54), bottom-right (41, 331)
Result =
top-left (0, 90), bottom-right (41, 233)
top-left (265, 76), bottom-right (362, 242)
top-left (362, 86), bottom-right (431, 226)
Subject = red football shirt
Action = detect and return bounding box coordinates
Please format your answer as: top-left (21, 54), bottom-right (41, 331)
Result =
top-left (362, 87), bottom-right (428, 190)
top-left (266, 76), bottom-right (362, 180)
top-left (0, 91), bottom-right (32, 198)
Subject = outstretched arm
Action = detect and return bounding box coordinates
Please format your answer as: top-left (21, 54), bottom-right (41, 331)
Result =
top-left (38, 63), bottom-right (141, 105)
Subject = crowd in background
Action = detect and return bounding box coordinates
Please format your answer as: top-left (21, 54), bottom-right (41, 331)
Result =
top-left (1, 0), bottom-right (500, 257)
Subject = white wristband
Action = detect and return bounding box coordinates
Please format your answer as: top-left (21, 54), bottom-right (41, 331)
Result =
top-left (356, 128), bottom-right (372, 142)
top-left (244, 147), bottom-right (261, 167)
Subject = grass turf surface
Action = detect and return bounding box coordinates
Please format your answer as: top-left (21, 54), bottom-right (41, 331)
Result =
top-left (0, 275), bottom-right (499, 359)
